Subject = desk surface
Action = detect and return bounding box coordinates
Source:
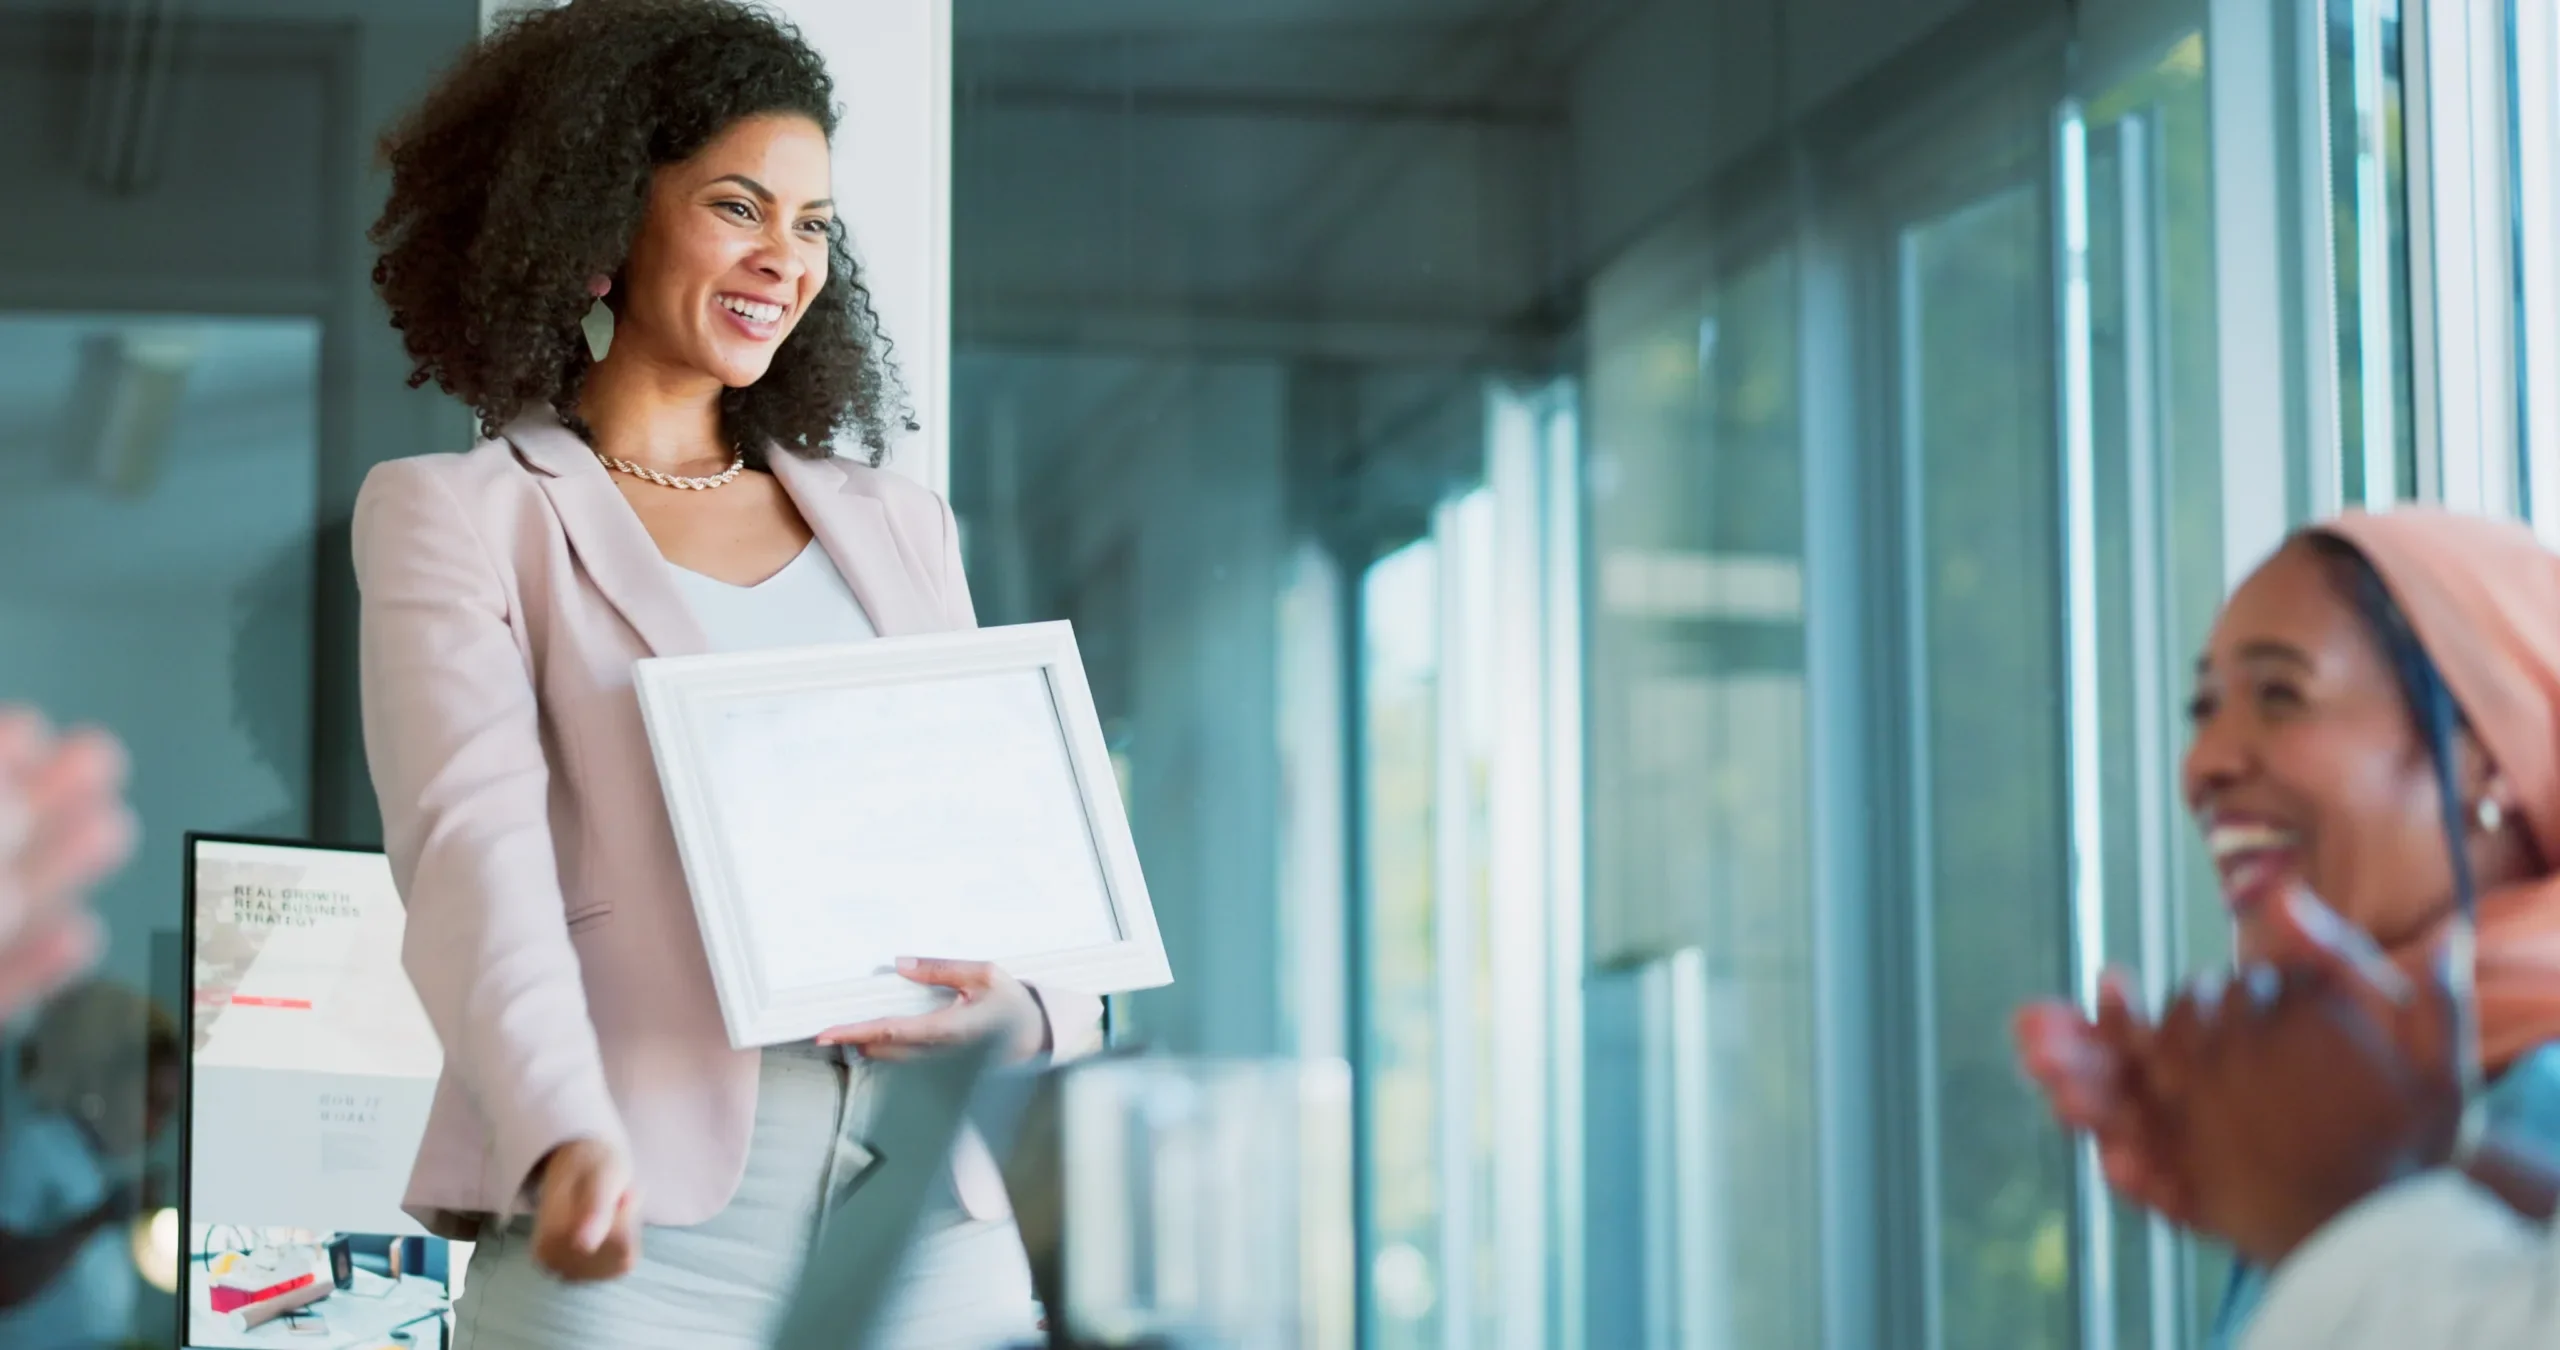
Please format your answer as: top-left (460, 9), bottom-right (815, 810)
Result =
top-left (190, 1273), bottom-right (447, 1349)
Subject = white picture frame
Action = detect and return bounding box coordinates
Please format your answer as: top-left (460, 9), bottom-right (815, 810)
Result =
top-left (633, 621), bottom-right (1170, 1048)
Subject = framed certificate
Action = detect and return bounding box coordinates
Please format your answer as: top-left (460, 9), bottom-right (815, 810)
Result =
top-left (634, 621), bottom-right (1171, 1048)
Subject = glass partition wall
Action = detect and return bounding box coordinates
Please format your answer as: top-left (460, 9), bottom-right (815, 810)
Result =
top-left (959, 0), bottom-right (2401, 1346)
top-left (2506, 0), bottom-right (2560, 532)
top-left (1566, 5), bottom-right (2350, 1349)
top-left (1581, 223), bottom-right (1818, 1350)
top-left (0, 3), bottom-right (479, 1342)
top-left (0, 0), bottom-right (2455, 1345)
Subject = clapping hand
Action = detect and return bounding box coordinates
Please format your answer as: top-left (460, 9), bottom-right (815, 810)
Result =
top-left (2142, 891), bottom-right (2462, 1265)
top-left (2015, 968), bottom-right (2199, 1226)
top-left (817, 957), bottom-right (1047, 1064)
top-left (0, 708), bottom-right (135, 1020)
top-left (2017, 889), bottom-right (2464, 1266)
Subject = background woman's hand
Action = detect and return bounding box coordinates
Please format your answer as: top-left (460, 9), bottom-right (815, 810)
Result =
top-left (2142, 891), bottom-right (2461, 1267)
top-left (2015, 969), bottom-right (2199, 1225)
top-left (530, 1137), bottom-right (642, 1283)
top-left (818, 957), bottom-right (1047, 1064)
top-left (0, 709), bottom-right (134, 1020)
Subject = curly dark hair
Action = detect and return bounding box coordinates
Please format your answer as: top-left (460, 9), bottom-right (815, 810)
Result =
top-left (369, 0), bottom-right (911, 465)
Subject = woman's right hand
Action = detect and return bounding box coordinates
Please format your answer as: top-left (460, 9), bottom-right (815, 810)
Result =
top-left (530, 1137), bottom-right (641, 1282)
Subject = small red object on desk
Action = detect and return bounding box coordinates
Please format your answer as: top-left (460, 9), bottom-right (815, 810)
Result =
top-left (209, 1272), bottom-right (316, 1314)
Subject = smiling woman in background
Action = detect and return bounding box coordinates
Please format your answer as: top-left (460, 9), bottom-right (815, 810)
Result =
top-left (2106, 888), bottom-right (2560, 1350)
top-left (357, 3), bottom-right (1100, 1347)
top-left (2018, 508), bottom-right (2560, 1349)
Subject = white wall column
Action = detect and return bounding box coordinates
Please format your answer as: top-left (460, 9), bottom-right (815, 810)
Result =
top-left (771, 0), bottom-right (953, 495)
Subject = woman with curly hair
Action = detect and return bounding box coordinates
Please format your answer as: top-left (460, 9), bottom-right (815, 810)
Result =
top-left (356, 3), bottom-right (1098, 1345)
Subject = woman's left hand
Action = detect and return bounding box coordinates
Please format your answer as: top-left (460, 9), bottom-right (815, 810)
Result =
top-left (2015, 973), bottom-right (2199, 1227)
top-left (817, 957), bottom-right (1048, 1065)
top-left (2142, 890), bottom-right (2461, 1266)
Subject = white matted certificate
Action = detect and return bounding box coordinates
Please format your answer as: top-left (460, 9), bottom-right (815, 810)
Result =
top-left (633, 621), bottom-right (1171, 1047)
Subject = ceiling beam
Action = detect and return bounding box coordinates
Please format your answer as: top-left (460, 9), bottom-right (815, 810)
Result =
top-left (955, 0), bottom-right (1549, 38)
top-left (960, 81), bottom-right (1561, 129)
top-left (958, 298), bottom-right (1561, 369)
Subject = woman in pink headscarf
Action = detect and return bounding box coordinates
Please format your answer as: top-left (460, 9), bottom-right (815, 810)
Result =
top-left (2018, 509), bottom-right (2560, 1347)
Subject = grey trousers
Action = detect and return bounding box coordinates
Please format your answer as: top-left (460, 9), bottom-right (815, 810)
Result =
top-left (449, 1042), bottom-right (1040, 1350)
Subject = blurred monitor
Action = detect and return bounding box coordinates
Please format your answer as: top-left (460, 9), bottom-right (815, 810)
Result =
top-left (180, 834), bottom-right (458, 1348)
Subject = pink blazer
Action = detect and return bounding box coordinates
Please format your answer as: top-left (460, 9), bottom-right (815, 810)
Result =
top-left (352, 407), bottom-right (1104, 1234)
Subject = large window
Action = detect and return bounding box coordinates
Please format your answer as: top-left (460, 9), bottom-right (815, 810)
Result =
top-left (1361, 536), bottom-right (1446, 1350)
top-left (2323, 0), bottom-right (2419, 507)
top-left (0, 314), bottom-right (324, 963)
top-left (949, 1), bottom-right (2402, 1346)
top-left (2082, 31), bottom-right (2237, 1346)
top-left (1895, 172), bottom-right (2075, 1350)
top-left (1574, 5), bottom-right (2361, 1348)
top-left (1354, 390), bottom-right (1583, 1350)
top-left (1583, 231), bottom-right (1817, 1350)
top-left (4, 0), bottom-right (2482, 1343)
top-left (2508, 0), bottom-right (2560, 534)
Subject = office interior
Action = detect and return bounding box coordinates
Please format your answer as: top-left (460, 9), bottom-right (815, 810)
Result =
top-left (1, 0), bottom-right (2550, 1345)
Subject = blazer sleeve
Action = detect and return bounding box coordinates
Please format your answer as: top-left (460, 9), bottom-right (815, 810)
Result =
top-left (354, 460), bottom-right (629, 1206)
top-left (2243, 1172), bottom-right (2558, 1350)
top-left (933, 491), bottom-right (1108, 1061)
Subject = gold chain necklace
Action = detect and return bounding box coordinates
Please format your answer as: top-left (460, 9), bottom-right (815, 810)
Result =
top-left (593, 449), bottom-right (747, 491)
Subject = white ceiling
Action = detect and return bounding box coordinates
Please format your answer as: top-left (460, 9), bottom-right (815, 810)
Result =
top-left (956, 0), bottom-right (1546, 38)
top-left (0, 0), bottom-right (460, 18)
top-left (956, 0), bottom-right (1594, 106)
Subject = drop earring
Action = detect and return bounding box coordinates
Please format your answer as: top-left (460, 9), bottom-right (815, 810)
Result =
top-left (581, 274), bottom-right (615, 362)
top-left (2478, 797), bottom-right (2506, 834)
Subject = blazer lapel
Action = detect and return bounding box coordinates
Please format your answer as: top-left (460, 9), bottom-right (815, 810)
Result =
top-left (769, 452), bottom-right (941, 638)
top-left (507, 409), bottom-right (711, 660)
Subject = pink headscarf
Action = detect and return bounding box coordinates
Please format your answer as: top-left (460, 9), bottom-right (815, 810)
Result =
top-left (2317, 508), bottom-right (2560, 1071)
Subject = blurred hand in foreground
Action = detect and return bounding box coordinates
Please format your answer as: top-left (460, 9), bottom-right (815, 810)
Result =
top-left (0, 708), bottom-right (134, 1021)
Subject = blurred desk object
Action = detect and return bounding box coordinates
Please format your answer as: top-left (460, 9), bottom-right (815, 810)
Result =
top-left (340, 1232), bottom-right (448, 1286)
top-left (770, 1038), bottom-right (1000, 1350)
top-left (990, 1056), bottom-right (1353, 1350)
top-left (191, 1265), bottom-right (446, 1348)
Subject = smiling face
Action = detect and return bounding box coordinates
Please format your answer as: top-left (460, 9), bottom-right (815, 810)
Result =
top-left (2182, 539), bottom-right (2524, 959)
top-left (610, 112), bottom-right (834, 389)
